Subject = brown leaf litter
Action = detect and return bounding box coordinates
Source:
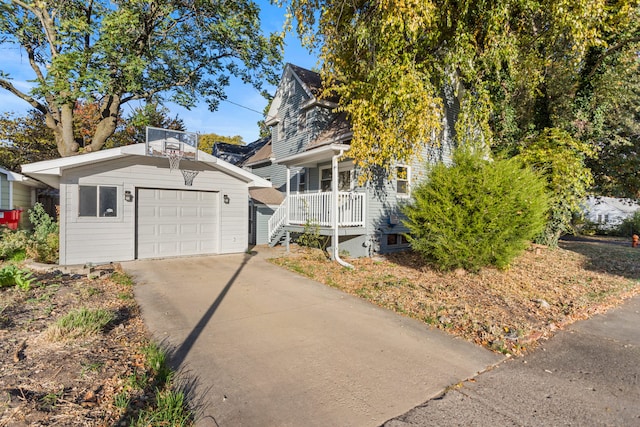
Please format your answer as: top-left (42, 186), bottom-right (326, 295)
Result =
top-left (270, 236), bottom-right (640, 355)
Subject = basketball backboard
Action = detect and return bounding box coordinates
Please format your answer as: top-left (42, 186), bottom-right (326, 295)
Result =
top-left (145, 126), bottom-right (198, 161)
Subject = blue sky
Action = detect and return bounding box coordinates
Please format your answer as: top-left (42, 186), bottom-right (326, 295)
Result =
top-left (0, 1), bottom-right (317, 144)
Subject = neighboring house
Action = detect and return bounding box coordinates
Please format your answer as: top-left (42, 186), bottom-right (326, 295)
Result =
top-left (583, 196), bottom-right (639, 230)
top-left (212, 137), bottom-right (270, 165)
top-left (22, 143), bottom-right (271, 265)
top-left (242, 64), bottom-right (458, 257)
top-left (0, 167), bottom-right (47, 228)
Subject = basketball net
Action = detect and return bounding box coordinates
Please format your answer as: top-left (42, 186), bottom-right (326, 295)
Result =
top-left (181, 169), bottom-right (200, 186)
top-left (165, 149), bottom-right (183, 172)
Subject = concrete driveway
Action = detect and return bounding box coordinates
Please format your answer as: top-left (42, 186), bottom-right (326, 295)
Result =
top-left (124, 249), bottom-right (502, 426)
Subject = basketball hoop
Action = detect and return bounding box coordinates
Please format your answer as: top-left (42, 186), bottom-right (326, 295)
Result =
top-left (181, 169), bottom-right (199, 186)
top-left (165, 149), bottom-right (183, 172)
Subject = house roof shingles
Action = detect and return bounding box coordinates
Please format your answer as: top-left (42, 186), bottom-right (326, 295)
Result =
top-left (289, 64), bottom-right (323, 97)
top-left (249, 187), bottom-right (284, 206)
top-left (244, 140), bottom-right (273, 166)
top-left (212, 137), bottom-right (270, 166)
top-left (306, 112), bottom-right (352, 150)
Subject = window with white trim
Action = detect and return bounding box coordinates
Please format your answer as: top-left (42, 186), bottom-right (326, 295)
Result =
top-left (297, 169), bottom-right (306, 193)
top-left (79, 185), bottom-right (118, 217)
top-left (396, 166), bottom-right (410, 196)
top-left (320, 167), bottom-right (353, 192)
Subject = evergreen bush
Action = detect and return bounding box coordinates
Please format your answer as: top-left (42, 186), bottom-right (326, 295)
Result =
top-left (403, 148), bottom-right (549, 271)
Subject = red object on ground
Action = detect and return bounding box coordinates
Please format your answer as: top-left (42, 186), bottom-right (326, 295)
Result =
top-left (0, 209), bottom-right (22, 230)
top-left (633, 234), bottom-right (639, 248)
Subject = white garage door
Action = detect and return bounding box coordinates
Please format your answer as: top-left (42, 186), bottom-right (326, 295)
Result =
top-left (137, 189), bottom-right (218, 259)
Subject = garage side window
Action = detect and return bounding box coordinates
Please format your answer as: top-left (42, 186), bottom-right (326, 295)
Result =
top-left (79, 185), bottom-right (118, 217)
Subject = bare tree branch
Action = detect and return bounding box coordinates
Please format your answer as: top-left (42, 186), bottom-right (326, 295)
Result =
top-left (0, 78), bottom-right (47, 114)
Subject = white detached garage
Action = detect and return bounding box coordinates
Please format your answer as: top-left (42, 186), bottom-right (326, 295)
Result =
top-left (22, 143), bottom-right (271, 265)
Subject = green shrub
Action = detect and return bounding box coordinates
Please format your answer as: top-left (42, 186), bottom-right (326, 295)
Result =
top-left (296, 220), bottom-right (327, 249)
top-left (616, 211), bottom-right (640, 236)
top-left (517, 128), bottom-right (594, 246)
top-left (0, 229), bottom-right (29, 259)
top-left (403, 147), bottom-right (549, 271)
top-left (26, 203), bottom-right (59, 264)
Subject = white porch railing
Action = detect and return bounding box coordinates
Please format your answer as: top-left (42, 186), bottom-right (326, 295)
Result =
top-left (268, 202), bottom-right (287, 241)
top-left (268, 192), bottom-right (365, 241)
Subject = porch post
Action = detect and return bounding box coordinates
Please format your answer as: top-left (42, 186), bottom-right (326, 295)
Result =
top-left (331, 154), bottom-right (338, 260)
top-left (286, 166), bottom-right (291, 252)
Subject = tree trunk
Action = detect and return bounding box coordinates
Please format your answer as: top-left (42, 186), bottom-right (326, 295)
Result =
top-left (85, 96), bottom-right (121, 152)
top-left (47, 97), bottom-right (121, 157)
top-left (55, 103), bottom-right (79, 157)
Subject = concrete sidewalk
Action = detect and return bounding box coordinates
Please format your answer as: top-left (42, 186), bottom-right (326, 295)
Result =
top-left (385, 294), bottom-right (640, 426)
top-left (124, 249), bottom-right (503, 426)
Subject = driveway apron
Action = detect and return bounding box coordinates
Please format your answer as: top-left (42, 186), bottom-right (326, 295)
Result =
top-left (124, 250), bottom-right (502, 426)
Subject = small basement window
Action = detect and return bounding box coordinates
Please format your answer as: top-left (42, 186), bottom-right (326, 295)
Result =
top-left (387, 234), bottom-right (410, 246)
top-left (79, 186), bottom-right (118, 217)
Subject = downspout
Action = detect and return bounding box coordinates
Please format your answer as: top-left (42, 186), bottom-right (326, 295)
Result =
top-left (285, 166), bottom-right (291, 252)
top-left (332, 149), bottom-right (354, 269)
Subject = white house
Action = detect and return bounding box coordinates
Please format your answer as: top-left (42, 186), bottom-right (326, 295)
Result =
top-left (0, 167), bottom-right (46, 228)
top-left (22, 143), bottom-right (271, 265)
top-left (583, 196), bottom-right (639, 229)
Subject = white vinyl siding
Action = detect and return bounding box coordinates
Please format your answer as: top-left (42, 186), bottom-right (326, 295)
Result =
top-left (59, 156), bottom-right (249, 265)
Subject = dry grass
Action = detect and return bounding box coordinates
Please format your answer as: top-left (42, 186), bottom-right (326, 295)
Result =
top-left (0, 266), bottom-right (173, 426)
top-left (270, 236), bottom-right (640, 355)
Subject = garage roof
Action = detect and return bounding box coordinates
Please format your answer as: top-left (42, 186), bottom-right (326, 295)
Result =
top-left (21, 143), bottom-right (272, 189)
top-left (0, 167), bottom-right (46, 188)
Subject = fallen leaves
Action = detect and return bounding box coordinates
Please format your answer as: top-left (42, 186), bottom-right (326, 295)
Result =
top-left (0, 266), bottom-right (152, 426)
top-left (271, 237), bottom-right (640, 355)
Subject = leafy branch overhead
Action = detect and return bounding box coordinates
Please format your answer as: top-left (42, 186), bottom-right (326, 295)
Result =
top-left (0, 0), bottom-right (283, 157)
top-left (284, 0), bottom-right (640, 195)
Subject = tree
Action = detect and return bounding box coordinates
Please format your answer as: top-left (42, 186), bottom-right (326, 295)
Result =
top-left (198, 133), bottom-right (245, 154)
top-left (284, 0), bottom-right (639, 185)
top-left (516, 128), bottom-right (594, 246)
top-left (0, 0), bottom-right (283, 157)
top-left (108, 102), bottom-right (185, 148)
top-left (0, 110), bottom-right (58, 170)
top-left (576, 44), bottom-right (640, 198)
